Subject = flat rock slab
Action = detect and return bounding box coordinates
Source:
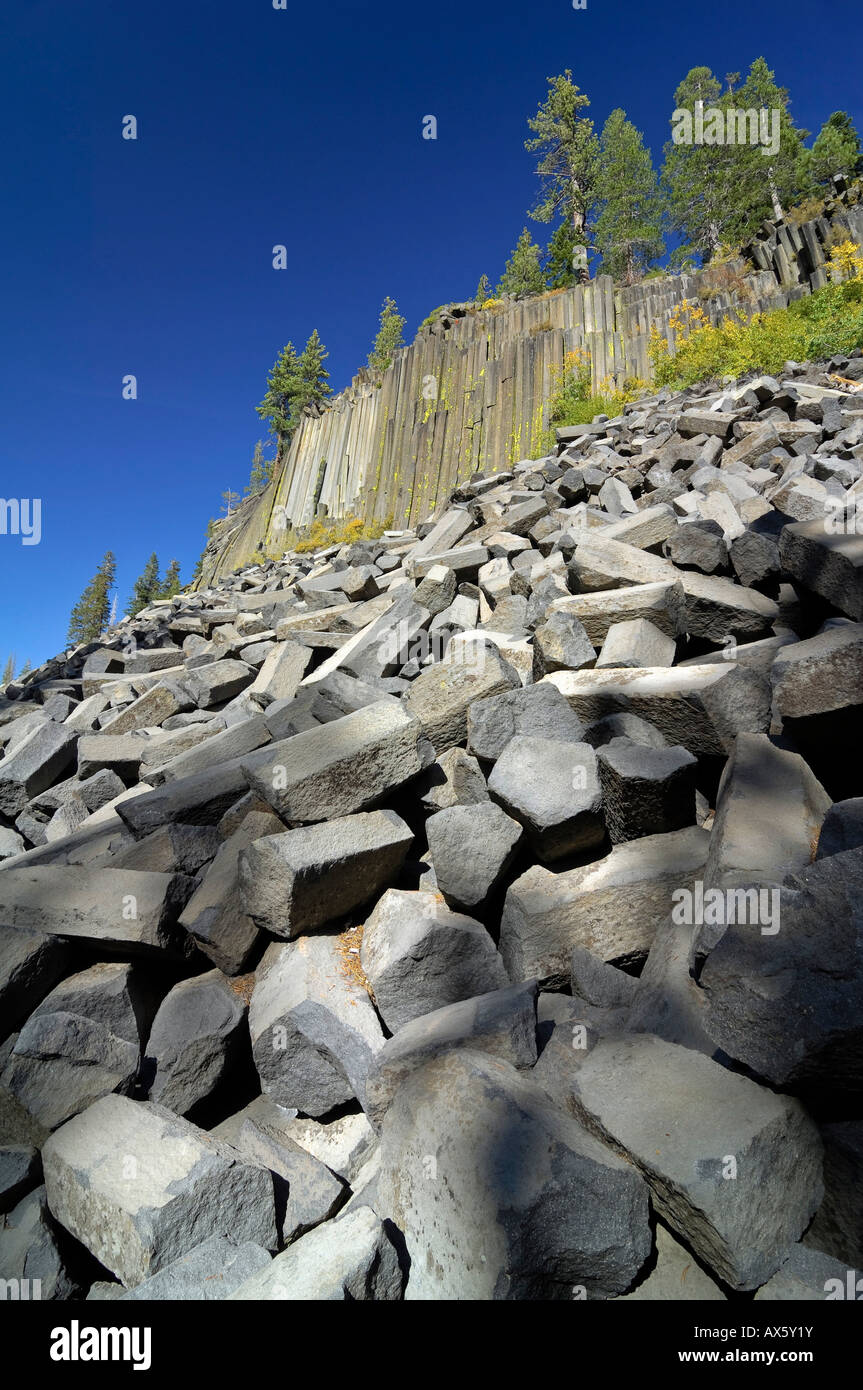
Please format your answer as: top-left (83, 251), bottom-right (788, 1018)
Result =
top-left (229, 1203), bottom-right (403, 1300)
top-left (239, 810), bottom-right (413, 938)
top-left (544, 664), bottom-right (771, 756)
top-left (0, 866), bottom-right (194, 957)
top-left (117, 1234), bottom-right (272, 1300)
top-left (42, 1096), bottom-right (277, 1287)
top-left (360, 888), bottom-right (508, 1033)
top-left (500, 826), bottom-right (710, 985)
top-left (568, 1033), bottom-right (823, 1291)
top-left (365, 979), bottom-right (538, 1128)
top-left (249, 936), bottom-right (385, 1116)
top-left (376, 1049), bottom-right (650, 1300)
top-left (243, 701), bottom-right (424, 824)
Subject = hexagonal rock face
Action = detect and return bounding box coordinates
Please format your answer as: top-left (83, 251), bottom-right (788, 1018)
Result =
top-left (41, 1096), bottom-right (278, 1288)
top-left (425, 803), bottom-right (523, 910)
top-left (466, 683), bottom-right (586, 763)
top-left (239, 810), bottom-right (413, 939)
top-left (375, 1049), bottom-right (651, 1300)
top-left (144, 970), bottom-right (246, 1116)
top-left (360, 889), bottom-right (508, 1033)
top-left (488, 736), bottom-right (604, 863)
top-left (567, 1034), bottom-right (823, 1292)
top-left (249, 936), bottom-right (384, 1116)
top-left (597, 737), bottom-right (697, 844)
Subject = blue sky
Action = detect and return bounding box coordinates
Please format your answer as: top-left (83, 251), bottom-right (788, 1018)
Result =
top-left (2, 0), bottom-right (861, 672)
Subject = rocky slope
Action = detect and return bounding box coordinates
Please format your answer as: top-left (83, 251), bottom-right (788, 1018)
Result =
top-left (196, 181), bottom-right (863, 585)
top-left (1, 354), bottom-right (862, 1299)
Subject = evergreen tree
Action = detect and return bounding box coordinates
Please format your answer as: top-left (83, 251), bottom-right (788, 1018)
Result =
top-left (221, 489), bottom-right (241, 516)
top-left (595, 109), bottom-right (665, 285)
top-left (256, 342), bottom-right (301, 457)
top-left (474, 273), bottom-right (491, 303)
top-left (662, 66), bottom-right (732, 265)
top-left (734, 57), bottom-right (807, 225)
top-left (798, 111), bottom-right (862, 189)
top-left (125, 553), bottom-right (160, 618)
top-left (160, 560), bottom-right (182, 597)
top-left (67, 551), bottom-right (116, 645)
top-left (496, 228), bottom-right (545, 297)
top-left (368, 297), bottom-right (406, 372)
top-left (245, 440), bottom-right (274, 497)
top-left (544, 222), bottom-right (579, 289)
top-left (17, 659), bottom-right (31, 679)
top-left (2, 654), bottom-right (15, 686)
top-left (525, 71), bottom-right (600, 241)
top-left (295, 329), bottom-right (332, 419)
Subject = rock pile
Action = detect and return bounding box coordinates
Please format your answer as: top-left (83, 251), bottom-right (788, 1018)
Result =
top-left (2, 355), bottom-right (862, 1300)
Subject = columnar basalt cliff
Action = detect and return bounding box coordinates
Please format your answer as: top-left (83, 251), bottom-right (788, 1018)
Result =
top-left (196, 193), bottom-right (863, 587)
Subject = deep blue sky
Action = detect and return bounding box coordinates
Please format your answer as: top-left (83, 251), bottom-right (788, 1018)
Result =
top-left (2, 0), bottom-right (861, 672)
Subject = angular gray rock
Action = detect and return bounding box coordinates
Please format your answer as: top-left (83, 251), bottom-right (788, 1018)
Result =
top-left (596, 737), bottom-right (697, 843)
top-left (487, 735), bottom-right (604, 862)
top-left (239, 810), bottom-right (413, 938)
top-left (425, 802), bottom-right (523, 909)
top-left (360, 888), bottom-right (508, 1032)
top-left (567, 1033), bottom-right (823, 1291)
top-left (117, 1234), bottom-right (272, 1300)
top-left (144, 970), bottom-right (246, 1115)
top-left (42, 1096), bottom-right (278, 1287)
top-left (466, 682), bottom-right (586, 763)
top-left (364, 979), bottom-right (538, 1127)
top-left (229, 1203), bottom-right (404, 1300)
top-left (376, 1049), bottom-right (651, 1299)
top-left (249, 936), bottom-right (384, 1116)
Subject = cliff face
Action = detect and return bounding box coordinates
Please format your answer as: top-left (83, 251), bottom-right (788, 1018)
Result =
top-left (196, 195), bottom-right (863, 586)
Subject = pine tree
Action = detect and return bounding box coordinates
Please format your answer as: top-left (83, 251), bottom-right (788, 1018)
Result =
top-left (544, 222), bottom-right (579, 289)
top-left (496, 228), bottom-right (545, 297)
top-left (595, 109), bottom-right (665, 285)
top-left (662, 66), bottom-right (739, 265)
top-left (798, 111), bottom-right (862, 189)
top-left (525, 71), bottom-right (600, 242)
top-left (160, 560), bottom-right (182, 597)
top-left (67, 552), bottom-right (116, 645)
top-left (294, 330), bottom-right (332, 421)
top-left (221, 489), bottom-right (241, 517)
top-left (17, 659), bottom-right (31, 679)
top-left (368, 297), bottom-right (406, 373)
top-left (256, 342), bottom-right (302, 457)
top-left (733, 57), bottom-right (807, 227)
top-left (125, 553), bottom-right (160, 618)
top-left (474, 273), bottom-right (491, 303)
top-left (245, 440), bottom-right (274, 497)
top-left (2, 654), bottom-right (15, 686)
